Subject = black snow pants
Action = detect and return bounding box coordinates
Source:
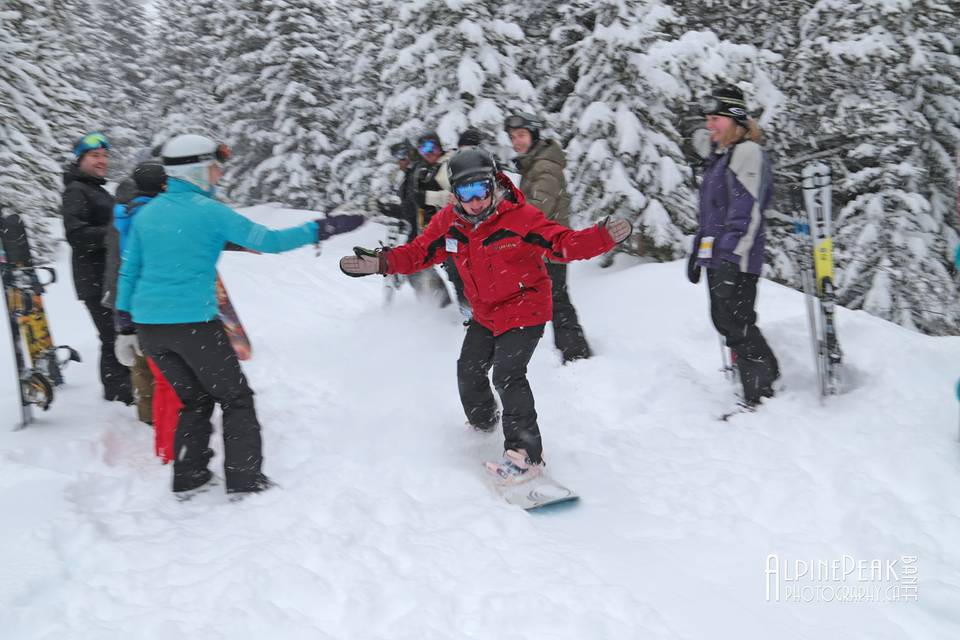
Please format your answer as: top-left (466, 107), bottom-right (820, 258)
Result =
top-left (707, 267), bottom-right (780, 403)
top-left (457, 321), bottom-right (545, 463)
top-left (137, 320), bottom-right (263, 492)
top-left (546, 263), bottom-right (592, 363)
top-left (83, 298), bottom-right (133, 403)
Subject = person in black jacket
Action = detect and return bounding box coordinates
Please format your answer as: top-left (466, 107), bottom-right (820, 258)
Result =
top-left (398, 131), bottom-right (453, 308)
top-left (60, 132), bottom-right (132, 404)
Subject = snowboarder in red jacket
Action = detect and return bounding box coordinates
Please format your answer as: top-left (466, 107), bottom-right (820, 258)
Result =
top-left (340, 148), bottom-right (631, 484)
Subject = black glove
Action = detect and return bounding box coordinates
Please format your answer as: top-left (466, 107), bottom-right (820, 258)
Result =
top-left (114, 310), bottom-right (136, 335)
top-left (315, 214), bottom-right (365, 242)
top-left (686, 251), bottom-right (701, 284)
top-left (416, 164), bottom-right (441, 190)
top-left (711, 261), bottom-right (739, 299)
top-left (377, 199), bottom-right (401, 218)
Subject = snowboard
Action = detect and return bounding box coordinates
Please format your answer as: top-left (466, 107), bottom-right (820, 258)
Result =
top-left (215, 274), bottom-right (251, 361)
top-left (0, 211), bottom-right (79, 427)
top-left (0, 212), bottom-right (80, 386)
top-left (490, 472), bottom-right (579, 511)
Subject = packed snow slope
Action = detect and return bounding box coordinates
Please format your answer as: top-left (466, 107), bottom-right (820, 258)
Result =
top-left (1, 205), bottom-right (959, 640)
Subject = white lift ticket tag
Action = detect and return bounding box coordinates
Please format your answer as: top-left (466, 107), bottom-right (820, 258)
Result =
top-left (446, 238), bottom-right (459, 253)
top-left (698, 236), bottom-right (714, 260)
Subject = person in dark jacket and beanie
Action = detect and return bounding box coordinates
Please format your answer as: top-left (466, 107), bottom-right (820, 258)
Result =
top-left (340, 149), bottom-right (632, 485)
top-left (688, 86), bottom-right (780, 408)
top-left (398, 131), bottom-right (454, 308)
top-left (61, 132), bottom-right (133, 404)
top-left (103, 162), bottom-right (167, 424)
top-left (505, 112), bottom-right (594, 364)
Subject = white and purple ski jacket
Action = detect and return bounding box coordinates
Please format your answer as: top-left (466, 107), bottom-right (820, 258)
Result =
top-left (693, 140), bottom-right (773, 276)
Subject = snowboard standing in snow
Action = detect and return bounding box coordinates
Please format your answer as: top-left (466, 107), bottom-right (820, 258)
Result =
top-left (215, 274), bottom-right (251, 360)
top-left (0, 211), bottom-right (80, 427)
top-left (800, 162), bottom-right (843, 398)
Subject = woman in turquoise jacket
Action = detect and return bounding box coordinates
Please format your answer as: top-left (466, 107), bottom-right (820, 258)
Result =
top-left (116, 134), bottom-right (362, 497)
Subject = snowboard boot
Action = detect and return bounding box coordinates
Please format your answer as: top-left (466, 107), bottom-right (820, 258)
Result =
top-left (485, 449), bottom-right (543, 485)
top-left (467, 410), bottom-right (500, 433)
top-left (173, 469), bottom-right (216, 501)
top-left (719, 399), bottom-right (761, 422)
top-left (226, 473), bottom-right (274, 500)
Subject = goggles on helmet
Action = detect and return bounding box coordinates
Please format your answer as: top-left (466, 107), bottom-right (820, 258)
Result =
top-left (418, 139), bottom-right (439, 155)
top-left (454, 179), bottom-right (494, 203)
top-left (503, 112), bottom-right (543, 132)
top-left (165, 141), bottom-right (231, 166)
top-left (74, 132), bottom-right (110, 157)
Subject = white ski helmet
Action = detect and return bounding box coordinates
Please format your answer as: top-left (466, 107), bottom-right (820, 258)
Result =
top-left (161, 134), bottom-right (223, 191)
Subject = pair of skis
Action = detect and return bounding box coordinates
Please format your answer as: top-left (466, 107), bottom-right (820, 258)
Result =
top-left (798, 162), bottom-right (844, 399)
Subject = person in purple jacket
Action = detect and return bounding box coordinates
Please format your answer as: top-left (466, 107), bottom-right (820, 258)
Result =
top-left (688, 85), bottom-right (780, 407)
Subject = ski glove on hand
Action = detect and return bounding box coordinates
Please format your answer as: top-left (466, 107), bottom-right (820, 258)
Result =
top-left (315, 214), bottom-right (365, 242)
top-left (601, 217), bottom-right (632, 244)
top-left (711, 260), bottom-right (739, 299)
top-left (687, 251), bottom-right (701, 284)
top-left (340, 246), bottom-right (388, 277)
top-left (115, 333), bottom-right (142, 368)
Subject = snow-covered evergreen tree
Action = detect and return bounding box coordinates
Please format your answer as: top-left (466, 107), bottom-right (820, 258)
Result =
top-left (500, 0), bottom-right (584, 117)
top-left (93, 0), bottom-right (152, 177)
top-left (559, 1), bottom-right (695, 257)
top-left (1, 0), bottom-right (95, 253)
top-left (324, 1), bottom-right (393, 210)
top-left (380, 0), bottom-right (536, 160)
top-left (798, 0), bottom-right (960, 334)
top-left (150, 0), bottom-right (223, 145)
top-left (247, 0), bottom-right (338, 210)
top-left (215, 2), bottom-right (273, 206)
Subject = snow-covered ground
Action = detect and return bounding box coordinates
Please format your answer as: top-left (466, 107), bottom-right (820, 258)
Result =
top-left (2, 206), bottom-right (959, 639)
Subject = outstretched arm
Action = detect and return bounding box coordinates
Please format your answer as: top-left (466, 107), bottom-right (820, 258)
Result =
top-left (339, 209), bottom-right (452, 278)
top-left (522, 209), bottom-right (626, 262)
top-left (217, 204), bottom-right (318, 254)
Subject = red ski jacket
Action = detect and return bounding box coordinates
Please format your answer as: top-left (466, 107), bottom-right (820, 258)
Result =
top-left (385, 175), bottom-right (615, 335)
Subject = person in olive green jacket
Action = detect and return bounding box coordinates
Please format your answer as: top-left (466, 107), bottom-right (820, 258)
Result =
top-left (505, 112), bottom-right (591, 363)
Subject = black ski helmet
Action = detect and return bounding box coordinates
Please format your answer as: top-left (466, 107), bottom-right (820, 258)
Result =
top-left (503, 112), bottom-right (544, 143)
top-left (447, 147), bottom-right (497, 188)
top-left (447, 148), bottom-right (500, 225)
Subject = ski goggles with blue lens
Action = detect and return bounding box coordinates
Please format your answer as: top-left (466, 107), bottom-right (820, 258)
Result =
top-left (454, 179), bottom-right (494, 203)
top-left (74, 132), bottom-right (110, 157)
top-left (418, 139), bottom-right (439, 155)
